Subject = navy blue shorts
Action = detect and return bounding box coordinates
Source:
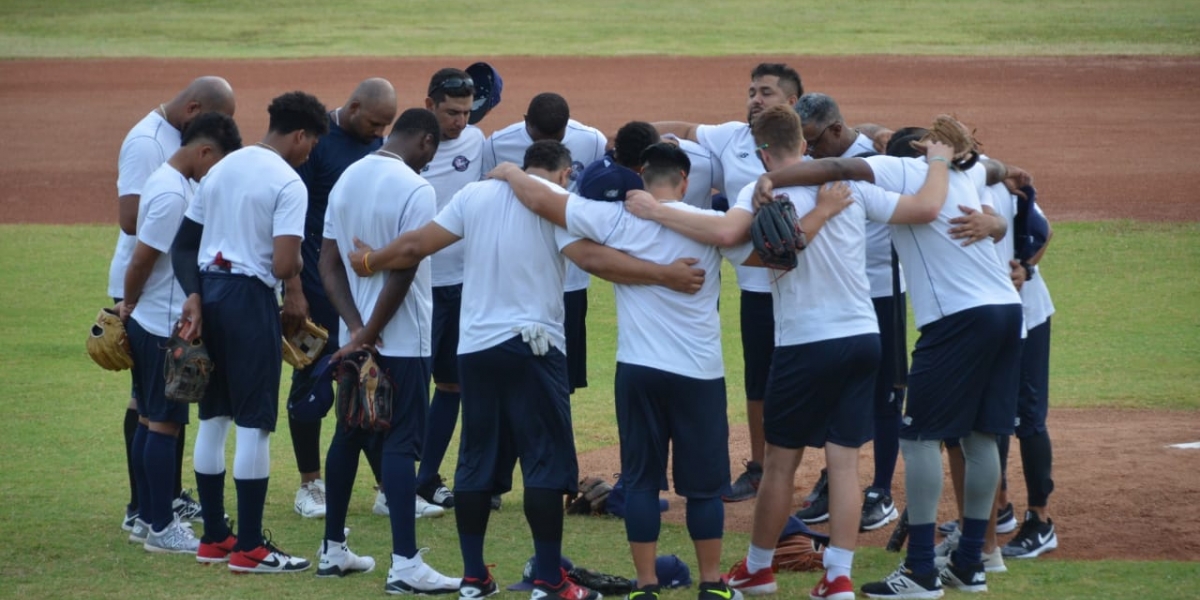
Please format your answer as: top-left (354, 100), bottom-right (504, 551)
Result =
top-left (454, 336), bottom-right (578, 494)
top-left (739, 290), bottom-right (775, 400)
top-left (431, 284), bottom-right (462, 385)
top-left (127, 318), bottom-right (190, 424)
top-left (332, 356), bottom-right (431, 459)
top-left (564, 288), bottom-right (588, 392)
top-left (197, 273), bottom-right (283, 431)
top-left (1015, 318), bottom-right (1051, 438)
top-left (764, 334), bottom-right (881, 449)
top-left (902, 303), bottom-right (1023, 441)
top-left (873, 294), bottom-right (908, 419)
top-left (614, 363), bottom-right (730, 499)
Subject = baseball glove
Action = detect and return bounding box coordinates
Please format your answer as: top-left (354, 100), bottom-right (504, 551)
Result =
top-left (750, 195), bottom-right (807, 271)
top-left (87, 307), bottom-right (134, 371)
top-left (335, 350), bottom-right (394, 432)
top-left (281, 318), bottom-right (329, 369)
top-left (567, 567), bottom-right (633, 596)
top-left (163, 332), bottom-right (212, 404)
top-left (919, 114), bottom-right (981, 169)
top-left (772, 533), bottom-right (825, 573)
top-left (567, 476), bottom-right (613, 515)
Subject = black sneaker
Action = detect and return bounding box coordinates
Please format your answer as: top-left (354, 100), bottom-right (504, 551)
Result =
top-left (939, 558), bottom-right (986, 592)
top-left (861, 565), bottom-right (943, 599)
top-left (531, 574), bottom-right (599, 600)
top-left (722, 460), bottom-right (762, 503)
top-left (417, 473), bottom-right (456, 509)
top-left (459, 574), bottom-right (499, 599)
top-left (490, 494), bottom-right (502, 511)
top-left (995, 502), bottom-right (1017, 534)
top-left (860, 486), bottom-right (899, 531)
top-left (1002, 510), bottom-right (1057, 558)
top-left (698, 580), bottom-right (744, 600)
top-left (794, 469), bottom-right (829, 524)
top-left (626, 583), bottom-right (660, 600)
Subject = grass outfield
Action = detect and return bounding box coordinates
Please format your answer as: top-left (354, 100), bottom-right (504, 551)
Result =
top-left (0, 222), bottom-right (1197, 599)
top-left (1, 0), bottom-right (1198, 58)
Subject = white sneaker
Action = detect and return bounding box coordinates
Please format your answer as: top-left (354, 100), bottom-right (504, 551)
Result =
top-left (385, 549), bottom-right (461, 595)
top-left (374, 489), bottom-right (390, 516)
top-left (295, 480), bottom-right (327, 518)
top-left (935, 546), bottom-right (1007, 574)
top-left (316, 537), bottom-right (376, 577)
top-left (416, 496), bottom-right (445, 519)
top-left (144, 515), bottom-right (201, 554)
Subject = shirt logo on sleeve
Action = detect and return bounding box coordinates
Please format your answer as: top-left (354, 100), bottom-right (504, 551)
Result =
top-left (570, 161), bottom-right (584, 180)
top-left (453, 156), bottom-right (471, 172)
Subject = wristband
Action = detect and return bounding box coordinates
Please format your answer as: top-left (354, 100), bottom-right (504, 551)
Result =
top-left (363, 251), bottom-right (374, 275)
top-left (929, 156), bottom-right (950, 165)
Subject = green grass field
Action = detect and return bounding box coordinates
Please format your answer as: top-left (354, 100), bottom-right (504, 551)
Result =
top-left (2, 4), bottom-right (1198, 597)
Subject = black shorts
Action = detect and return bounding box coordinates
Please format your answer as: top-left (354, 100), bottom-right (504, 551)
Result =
top-left (739, 290), bottom-right (775, 400)
top-left (128, 318), bottom-right (189, 424)
top-left (564, 288), bottom-right (588, 392)
top-left (431, 284), bottom-right (462, 385)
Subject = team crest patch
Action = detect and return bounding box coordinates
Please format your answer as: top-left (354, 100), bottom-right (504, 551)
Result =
top-left (737, 151), bottom-right (751, 158)
top-left (570, 161), bottom-right (584, 180)
top-left (453, 155), bottom-right (471, 172)
top-left (421, 164), bottom-right (430, 173)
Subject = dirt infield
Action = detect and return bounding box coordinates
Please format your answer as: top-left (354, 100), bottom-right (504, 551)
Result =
top-left (3, 56), bottom-right (1197, 561)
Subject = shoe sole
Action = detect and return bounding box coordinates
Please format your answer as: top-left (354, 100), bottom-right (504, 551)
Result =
top-left (229, 563), bottom-right (312, 574)
top-left (811, 591), bottom-right (855, 600)
top-left (996, 519), bottom-right (1017, 534)
top-left (144, 541), bottom-right (199, 554)
top-left (860, 505), bottom-right (899, 531)
top-left (798, 513), bottom-right (829, 524)
top-left (386, 583), bottom-right (461, 595)
top-left (295, 503), bottom-right (327, 519)
top-left (317, 564), bottom-right (375, 577)
top-left (731, 582), bottom-right (777, 596)
top-left (416, 510), bottom-right (446, 519)
top-left (864, 590), bottom-right (943, 600)
top-left (1004, 537), bottom-right (1058, 559)
top-left (197, 555), bottom-right (231, 564)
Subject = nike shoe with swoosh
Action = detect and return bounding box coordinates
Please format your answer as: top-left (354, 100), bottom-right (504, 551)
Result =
top-left (724, 559), bottom-right (775, 596)
top-left (228, 536), bottom-right (312, 573)
top-left (810, 573), bottom-right (855, 600)
top-left (530, 569), bottom-right (600, 600)
top-left (1001, 510), bottom-right (1057, 559)
top-left (698, 580), bottom-right (743, 600)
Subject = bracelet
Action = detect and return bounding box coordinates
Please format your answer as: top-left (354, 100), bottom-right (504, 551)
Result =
top-left (363, 251), bottom-right (374, 275)
top-left (929, 156), bottom-right (950, 165)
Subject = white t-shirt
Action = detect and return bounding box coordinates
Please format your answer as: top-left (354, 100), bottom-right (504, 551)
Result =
top-left (864, 155), bottom-right (1022, 329)
top-left (324, 154), bottom-right (435, 358)
top-left (185, 145), bottom-right (307, 289)
top-left (482, 119), bottom-right (607, 292)
top-left (129, 163), bottom-right (193, 338)
top-left (677, 139), bottom-right (723, 210)
top-left (1020, 204), bottom-right (1055, 329)
top-left (735, 181), bottom-right (898, 346)
top-left (840, 133), bottom-right (907, 298)
top-left (433, 177), bottom-right (581, 354)
top-left (421, 126), bottom-right (484, 288)
top-left (695, 121), bottom-right (770, 293)
top-left (565, 196), bottom-right (751, 379)
top-left (108, 110), bottom-right (181, 298)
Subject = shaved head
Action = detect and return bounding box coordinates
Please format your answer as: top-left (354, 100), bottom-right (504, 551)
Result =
top-left (340, 77), bottom-right (397, 143)
top-left (179, 76), bottom-right (236, 116)
top-left (347, 77), bottom-right (397, 113)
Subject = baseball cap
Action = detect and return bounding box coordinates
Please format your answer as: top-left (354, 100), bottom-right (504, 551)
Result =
top-left (286, 355), bottom-right (335, 422)
top-left (577, 155), bottom-right (644, 202)
top-left (466, 62), bottom-right (503, 125)
top-left (632, 555), bottom-right (692, 589)
top-left (779, 515), bottom-right (831, 548)
top-left (506, 555), bottom-right (575, 591)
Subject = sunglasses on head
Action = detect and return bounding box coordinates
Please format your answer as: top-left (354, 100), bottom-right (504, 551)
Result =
top-left (430, 77), bottom-right (475, 95)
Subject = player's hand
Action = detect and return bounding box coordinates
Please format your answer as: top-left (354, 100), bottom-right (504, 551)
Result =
top-left (661, 257), bottom-right (705, 295)
top-left (348, 238), bottom-right (377, 277)
top-left (485, 162), bottom-right (522, 182)
top-left (331, 327), bottom-right (381, 362)
top-left (1004, 165), bottom-right (1033, 198)
top-left (179, 294), bottom-right (203, 341)
top-left (872, 128), bottom-right (895, 154)
top-left (280, 283), bottom-right (309, 338)
top-left (752, 174), bottom-right (776, 210)
top-left (1008, 259), bottom-right (1027, 292)
top-left (624, 189), bottom-right (661, 220)
top-left (914, 139), bottom-right (954, 162)
top-left (948, 205), bottom-right (993, 246)
top-left (815, 182), bottom-right (853, 219)
top-left (116, 300), bottom-right (133, 322)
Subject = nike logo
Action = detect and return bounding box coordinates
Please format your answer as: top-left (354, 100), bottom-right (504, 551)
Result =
top-left (255, 555), bottom-right (281, 568)
top-left (707, 588), bottom-right (733, 599)
top-left (727, 577), bottom-right (753, 587)
top-left (817, 582), bottom-right (829, 595)
top-left (971, 573), bottom-right (986, 583)
top-left (1038, 530), bottom-right (1054, 545)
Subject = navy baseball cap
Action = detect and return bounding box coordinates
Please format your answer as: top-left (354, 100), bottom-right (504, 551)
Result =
top-left (286, 355), bottom-right (335, 422)
top-left (779, 515), bottom-right (831, 548)
top-left (632, 555), bottom-right (692, 589)
top-left (506, 555), bottom-right (575, 591)
top-left (577, 155), bottom-right (644, 202)
top-left (466, 62), bottom-right (503, 125)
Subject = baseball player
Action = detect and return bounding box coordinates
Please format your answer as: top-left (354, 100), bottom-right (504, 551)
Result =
top-left (284, 78), bottom-right (399, 520)
top-left (750, 119), bottom-right (1024, 597)
top-left (491, 142), bottom-right (753, 600)
top-left (109, 76), bottom-right (235, 535)
top-left (791, 93), bottom-right (907, 532)
top-left (345, 140), bottom-right (702, 600)
top-left (171, 91), bottom-right (329, 573)
top-left (651, 62), bottom-right (803, 502)
top-left (575, 121), bottom-right (659, 204)
top-left (409, 67), bottom-right (487, 514)
top-left (316, 107), bottom-right (461, 593)
top-left (118, 112), bottom-right (242, 553)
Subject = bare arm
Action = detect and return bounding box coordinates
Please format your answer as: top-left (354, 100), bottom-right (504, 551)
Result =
top-left (886, 144), bottom-right (954, 225)
top-left (651, 121), bottom-right (700, 143)
top-left (487, 163), bottom-right (569, 227)
top-left (754, 158), bottom-right (875, 208)
top-left (319, 237), bottom-right (363, 334)
top-left (625, 190), bottom-right (753, 247)
top-left (983, 158), bottom-right (1008, 187)
top-left (118, 194), bottom-right (140, 235)
top-left (348, 222), bottom-right (459, 276)
top-left (120, 241), bottom-right (160, 319)
top-left (273, 235), bottom-right (303, 281)
top-left (561, 239), bottom-right (705, 295)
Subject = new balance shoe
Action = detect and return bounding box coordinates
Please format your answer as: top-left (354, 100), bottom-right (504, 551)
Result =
top-left (532, 570), bottom-right (600, 600)
top-left (122, 507), bottom-right (138, 532)
top-left (724, 559), bottom-right (777, 596)
top-left (860, 487), bottom-right (899, 531)
top-left (317, 538), bottom-right (375, 577)
top-left (416, 496), bottom-right (447, 519)
top-left (417, 474), bottom-right (456, 509)
top-left (458, 573), bottom-right (499, 600)
top-left (933, 528), bottom-right (959, 559)
top-left (860, 565), bottom-right (944, 599)
top-left (144, 516), bottom-right (201, 554)
top-left (625, 583), bottom-right (660, 600)
top-left (810, 573), bottom-right (854, 600)
top-left (935, 546), bottom-right (1006, 574)
top-left (385, 549), bottom-right (461, 594)
top-left (795, 469), bottom-right (830, 524)
top-left (127, 517), bottom-right (150, 544)
top-left (938, 559), bottom-right (986, 593)
top-left (723, 460), bottom-right (763, 503)
top-left (374, 488), bottom-right (390, 516)
top-left (196, 533), bottom-right (237, 564)
top-left (698, 580), bottom-right (744, 600)
top-left (295, 479), bottom-right (327, 518)
top-left (995, 502), bottom-right (1017, 534)
top-left (173, 489), bottom-right (203, 522)
top-left (1002, 511), bottom-right (1057, 559)
top-left (228, 535), bottom-right (311, 573)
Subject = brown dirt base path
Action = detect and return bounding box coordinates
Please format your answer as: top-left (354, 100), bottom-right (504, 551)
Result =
top-left (580, 408), bottom-right (1200, 562)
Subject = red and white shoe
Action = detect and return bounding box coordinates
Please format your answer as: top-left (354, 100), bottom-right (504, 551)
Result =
top-left (810, 572), bottom-right (855, 600)
top-left (228, 537), bottom-right (311, 573)
top-left (196, 534), bottom-right (237, 564)
top-left (725, 559), bottom-right (778, 596)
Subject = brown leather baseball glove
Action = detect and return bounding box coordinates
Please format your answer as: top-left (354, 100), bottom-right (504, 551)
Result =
top-left (772, 533), bottom-right (825, 572)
